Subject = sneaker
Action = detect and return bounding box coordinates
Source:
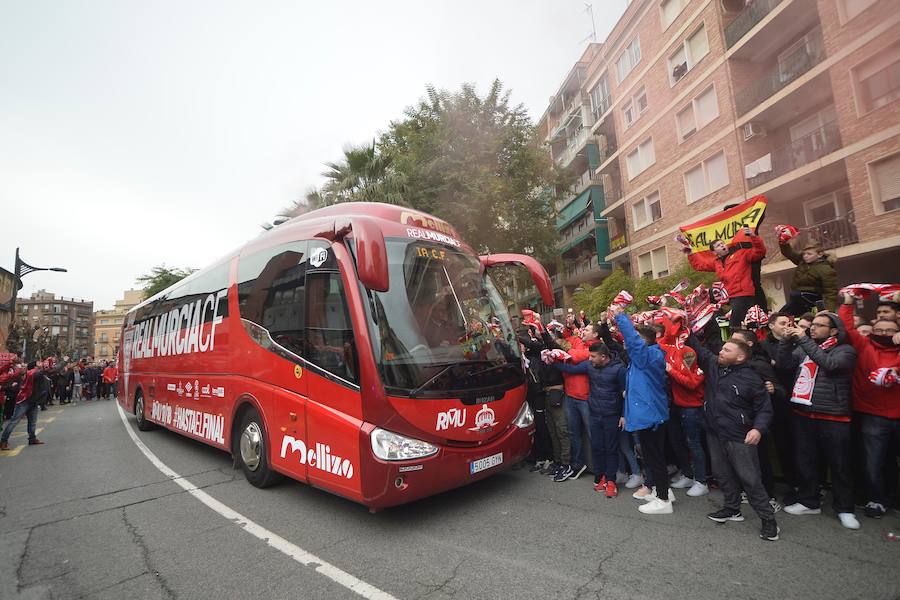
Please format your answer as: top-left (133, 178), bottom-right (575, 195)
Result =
top-left (671, 474), bottom-right (694, 489)
top-left (625, 474), bottom-right (643, 489)
top-left (639, 486), bottom-right (676, 503)
top-left (769, 498), bottom-right (782, 513)
top-left (864, 502), bottom-right (886, 519)
top-left (838, 512), bottom-right (860, 530)
top-left (615, 471), bottom-right (629, 485)
top-left (638, 497), bottom-right (673, 514)
top-left (593, 476), bottom-right (607, 492)
top-left (759, 519), bottom-right (780, 541)
top-left (632, 485), bottom-right (653, 500)
top-left (541, 461), bottom-right (558, 475)
top-left (783, 503), bottom-right (821, 516)
top-left (553, 465), bottom-right (574, 482)
top-left (740, 492), bottom-right (749, 504)
top-left (0, 441), bottom-right (9, 451)
top-left (529, 460), bottom-right (546, 473)
top-left (666, 464), bottom-right (678, 476)
top-left (28, 438), bottom-right (44, 445)
top-left (570, 465), bottom-right (588, 480)
top-left (707, 507), bottom-right (745, 523)
top-left (687, 482), bottom-right (709, 497)
top-left (605, 481), bottom-right (618, 498)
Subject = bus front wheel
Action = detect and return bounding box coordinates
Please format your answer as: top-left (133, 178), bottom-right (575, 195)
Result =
top-left (237, 407), bottom-right (283, 488)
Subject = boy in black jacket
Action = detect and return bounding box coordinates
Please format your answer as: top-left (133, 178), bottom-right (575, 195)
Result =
top-left (685, 335), bottom-right (778, 541)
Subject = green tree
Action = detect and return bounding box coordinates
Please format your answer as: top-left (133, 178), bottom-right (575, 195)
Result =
top-left (136, 265), bottom-right (196, 298)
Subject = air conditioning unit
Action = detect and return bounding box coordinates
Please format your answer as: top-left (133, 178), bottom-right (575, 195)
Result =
top-left (743, 122), bottom-right (766, 141)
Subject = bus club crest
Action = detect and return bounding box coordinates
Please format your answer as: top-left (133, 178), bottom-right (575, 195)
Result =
top-left (468, 404), bottom-right (498, 433)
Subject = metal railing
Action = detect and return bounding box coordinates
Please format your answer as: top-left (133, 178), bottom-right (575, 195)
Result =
top-left (794, 211), bottom-right (859, 251)
top-left (570, 169), bottom-right (601, 197)
top-left (555, 128), bottom-right (591, 166)
top-left (745, 120), bottom-right (842, 188)
top-left (735, 27), bottom-right (825, 116)
top-left (725, 0), bottom-right (785, 48)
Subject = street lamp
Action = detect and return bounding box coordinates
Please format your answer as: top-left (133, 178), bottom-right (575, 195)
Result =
top-left (2, 247), bottom-right (67, 316)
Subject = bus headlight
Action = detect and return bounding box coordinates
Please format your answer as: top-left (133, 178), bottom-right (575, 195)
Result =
top-left (513, 402), bottom-right (534, 428)
top-left (370, 428), bottom-right (439, 461)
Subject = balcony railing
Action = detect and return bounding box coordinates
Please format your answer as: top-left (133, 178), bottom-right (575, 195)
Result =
top-left (555, 128), bottom-right (591, 166)
top-left (735, 27), bottom-right (825, 116)
top-left (610, 232), bottom-right (628, 252)
top-left (562, 256), bottom-right (605, 283)
top-left (570, 169), bottom-right (601, 197)
top-left (725, 0), bottom-right (785, 49)
top-left (794, 211), bottom-right (859, 251)
top-left (745, 120), bottom-right (842, 188)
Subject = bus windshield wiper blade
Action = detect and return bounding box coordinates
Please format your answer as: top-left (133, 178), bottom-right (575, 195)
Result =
top-left (407, 360), bottom-right (497, 398)
top-left (467, 362), bottom-right (518, 378)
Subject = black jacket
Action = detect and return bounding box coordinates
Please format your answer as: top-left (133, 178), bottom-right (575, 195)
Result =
top-left (687, 335), bottom-right (773, 443)
top-left (776, 313), bottom-right (857, 417)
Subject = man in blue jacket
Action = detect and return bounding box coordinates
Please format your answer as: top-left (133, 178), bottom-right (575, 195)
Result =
top-left (609, 305), bottom-right (672, 514)
top-left (685, 335), bottom-right (778, 541)
top-left (553, 342), bottom-right (626, 497)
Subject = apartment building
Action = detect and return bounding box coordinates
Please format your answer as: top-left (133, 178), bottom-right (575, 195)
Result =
top-left (93, 289), bottom-right (144, 360)
top-left (15, 290), bottom-right (94, 357)
top-left (539, 0), bottom-right (900, 308)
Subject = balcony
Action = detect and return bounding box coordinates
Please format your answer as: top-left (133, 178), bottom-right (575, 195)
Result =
top-left (610, 231), bottom-right (628, 253)
top-left (571, 170), bottom-right (601, 197)
top-left (555, 128), bottom-right (591, 167)
top-left (745, 120), bottom-right (842, 189)
top-left (591, 93), bottom-right (612, 123)
top-left (735, 27), bottom-right (825, 116)
top-left (794, 211), bottom-right (860, 251)
top-left (725, 0), bottom-right (784, 49)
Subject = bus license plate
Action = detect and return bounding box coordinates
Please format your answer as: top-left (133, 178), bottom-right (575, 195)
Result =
top-left (470, 452), bottom-right (503, 475)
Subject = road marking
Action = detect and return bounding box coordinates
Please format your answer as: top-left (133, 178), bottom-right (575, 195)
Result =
top-left (116, 403), bottom-right (398, 600)
top-left (4, 445), bottom-right (25, 457)
top-left (10, 427), bottom-right (44, 439)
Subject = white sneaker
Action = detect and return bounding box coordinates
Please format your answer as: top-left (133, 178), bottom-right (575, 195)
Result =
top-left (784, 503), bottom-right (821, 516)
top-left (740, 492), bottom-right (749, 504)
top-left (641, 486), bottom-right (676, 503)
top-left (666, 464), bottom-right (678, 476)
top-left (638, 497), bottom-right (673, 514)
top-left (838, 513), bottom-right (860, 530)
top-left (625, 474), bottom-right (643, 489)
top-left (615, 471), bottom-right (629, 485)
top-left (632, 485), bottom-right (653, 500)
top-left (671, 474), bottom-right (694, 489)
top-left (686, 481), bottom-right (709, 497)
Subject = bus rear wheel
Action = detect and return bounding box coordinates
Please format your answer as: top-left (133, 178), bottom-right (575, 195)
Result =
top-left (134, 392), bottom-right (156, 431)
top-left (237, 407), bottom-right (283, 488)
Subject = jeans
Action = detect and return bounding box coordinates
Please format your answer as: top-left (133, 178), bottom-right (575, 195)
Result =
top-left (1, 400), bottom-right (39, 443)
top-left (707, 431), bottom-right (774, 521)
top-left (637, 425), bottom-right (669, 500)
top-left (792, 414), bottom-right (854, 513)
top-left (780, 291), bottom-right (823, 318)
top-left (619, 431), bottom-right (640, 475)
top-left (680, 407), bottom-right (707, 483)
top-left (545, 390), bottom-right (571, 465)
top-left (589, 413), bottom-right (620, 481)
top-left (859, 413), bottom-right (900, 506)
top-left (728, 296), bottom-right (755, 331)
top-left (565, 396), bottom-right (591, 470)
top-left (666, 405), bottom-right (694, 479)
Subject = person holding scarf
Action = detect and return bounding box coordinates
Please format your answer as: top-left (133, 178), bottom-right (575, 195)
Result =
top-left (777, 312), bottom-right (859, 529)
top-left (838, 292), bottom-right (900, 519)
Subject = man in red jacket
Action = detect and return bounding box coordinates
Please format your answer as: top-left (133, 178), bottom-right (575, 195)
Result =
top-left (839, 294), bottom-right (900, 519)
top-left (686, 225), bottom-right (767, 331)
top-left (102, 363), bottom-right (118, 400)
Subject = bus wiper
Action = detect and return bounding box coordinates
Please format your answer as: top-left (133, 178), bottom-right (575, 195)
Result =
top-left (467, 362), bottom-right (519, 378)
top-left (408, 362), bottom-right (461, 398)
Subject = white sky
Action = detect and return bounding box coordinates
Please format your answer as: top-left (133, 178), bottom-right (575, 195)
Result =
top-left (0, 0), bottom-right (627, 310)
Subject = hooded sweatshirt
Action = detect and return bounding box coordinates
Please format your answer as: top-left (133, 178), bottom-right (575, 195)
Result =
top-left (839, 304), bottom-right (900, 418)
top-left (614, 313), bottom-right (668, 432)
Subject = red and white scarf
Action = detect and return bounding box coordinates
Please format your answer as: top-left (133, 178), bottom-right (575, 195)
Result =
top-left (790, 336), bottom-right (838, 406)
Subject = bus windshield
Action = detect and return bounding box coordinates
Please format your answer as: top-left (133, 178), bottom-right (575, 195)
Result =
top-left (366, 238), bottom-right (523, 397)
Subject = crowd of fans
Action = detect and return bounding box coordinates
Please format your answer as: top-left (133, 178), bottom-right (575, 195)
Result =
top-left (0, 355), bottom-right (118, 450)
top-left (517, 226), bottom-right (899, 542)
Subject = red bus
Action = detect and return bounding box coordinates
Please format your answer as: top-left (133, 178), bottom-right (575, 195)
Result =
top-left (118, 203), bottom-right (554, 509)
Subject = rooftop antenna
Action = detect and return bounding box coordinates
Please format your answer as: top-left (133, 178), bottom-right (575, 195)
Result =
top-left (583, 3), bottom-right (598, 43)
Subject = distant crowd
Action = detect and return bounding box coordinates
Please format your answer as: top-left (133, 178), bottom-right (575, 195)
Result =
top-left (0, 355), bottom-right (118, 450)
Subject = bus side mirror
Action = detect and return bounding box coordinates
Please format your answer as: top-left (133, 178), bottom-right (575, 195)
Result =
top-left (479, 253), bottom-right (555, 307)
top-left (333, 217), bottom-right (389, 292)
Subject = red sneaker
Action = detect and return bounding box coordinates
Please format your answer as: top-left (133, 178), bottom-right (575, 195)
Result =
top-left (593, 476), bottom-right (607, 492)
top-left (605, 481), bottom-right (618, 498)
top-left (28, 438), bottom-right (45, 445)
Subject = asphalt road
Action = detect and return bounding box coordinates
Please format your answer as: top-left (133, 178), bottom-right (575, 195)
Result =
top-left (1, 399), bottom-right (898, 600)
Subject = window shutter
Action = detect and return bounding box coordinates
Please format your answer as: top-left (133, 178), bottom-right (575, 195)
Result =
top-left (695, 86), bottom-right (719, 128)
top-left (688, 26), bottom-right (709, 65)
top-left (874, 154), bottom-right (900, 205)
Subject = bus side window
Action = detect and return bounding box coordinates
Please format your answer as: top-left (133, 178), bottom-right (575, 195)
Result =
top-left (305, 272), bottom-right (358, 384)
top-left (238, 241), bottom-right (308, 359)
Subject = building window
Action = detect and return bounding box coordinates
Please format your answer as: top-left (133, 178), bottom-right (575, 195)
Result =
top-left (626, 138), bottom-right (656, 180)
top-left (869, 152), bottom-right (900, 214)
top-left (660, 0), bottom-right (687, 30)
top-left (684, 151), bottom-right (728, 202)
top-left (676, 85), bottom-right (719, 141)
top-left (637, 246), bottom-right (670, 279)
top-left (669, 24), bottom-right (709, 85)
top-left (622, 87), bottom-right (648, 129)
top-left (838, 0), bottom-right (877, 23)
top-left (617, 36), bottom-right (642, 83)
top-left (589, 74), bottom-right (611, 121)
top-left (632, 192), bottom-right (662, 231)
top-left (853, 44), bottom-right (900, 113)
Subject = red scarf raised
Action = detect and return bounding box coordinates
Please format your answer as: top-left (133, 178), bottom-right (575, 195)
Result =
top-left (790, 336), bottom-right (837, 406)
